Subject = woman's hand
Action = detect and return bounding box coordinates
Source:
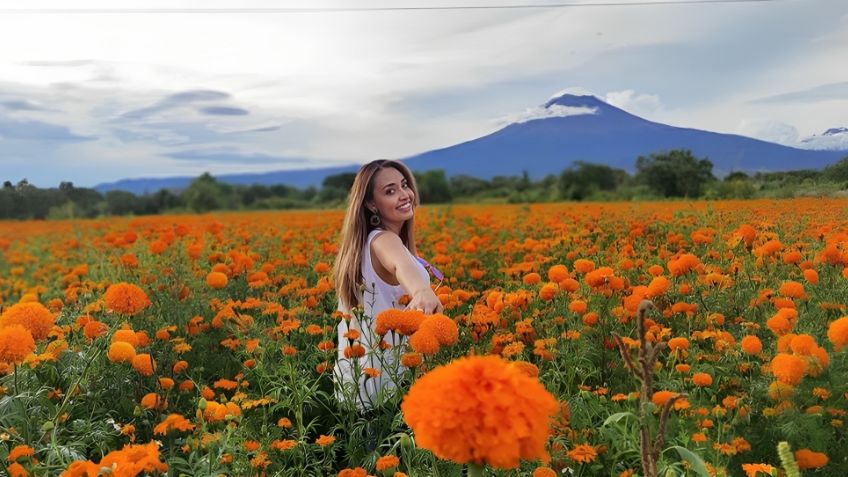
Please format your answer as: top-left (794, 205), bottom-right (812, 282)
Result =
top-left (405, 288), bottom-right (444, 315)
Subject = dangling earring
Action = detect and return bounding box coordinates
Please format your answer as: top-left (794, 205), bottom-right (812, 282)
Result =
top-left (370, 211), bottom-right (381, 227)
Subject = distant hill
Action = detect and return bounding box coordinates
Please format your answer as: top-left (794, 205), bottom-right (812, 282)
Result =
top-left (95, 94), bottom-right (847, 194)
top-left (94, 165), bottom-right (360, 195)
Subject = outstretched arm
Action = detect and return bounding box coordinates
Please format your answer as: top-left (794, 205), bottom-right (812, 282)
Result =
top-left (371, 232), bottom-right (443, 314)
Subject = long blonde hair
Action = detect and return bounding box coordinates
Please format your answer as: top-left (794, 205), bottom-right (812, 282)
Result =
top-left (333, 159), bottom-right (421, 313)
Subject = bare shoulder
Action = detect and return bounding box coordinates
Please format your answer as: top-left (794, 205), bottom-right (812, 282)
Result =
top-left (370, 230), bottom-right (408, 270)
top-left (370, 229), bottom-right (403, 249)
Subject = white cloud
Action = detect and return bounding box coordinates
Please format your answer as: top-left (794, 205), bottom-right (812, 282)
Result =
top-left (498, 105), bottom-right (597, 126)
top-left (736, 119), bottom-right (800, 146)
top-left (800, 128), bottom-right (848, 151)
top-left (604, 90), bottom-right (663, 117)
top-left (0, 0), bottom-right (845, 185)
top-left (548, 87), bottom-right (596, 100)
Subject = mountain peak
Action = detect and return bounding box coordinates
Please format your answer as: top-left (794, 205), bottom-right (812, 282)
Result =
top-left (544, 93), bottom-right (610, 110)
top-left (823, 127), bottom-right (848, 137)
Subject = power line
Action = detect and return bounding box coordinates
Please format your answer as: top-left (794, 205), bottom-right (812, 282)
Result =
top-left (0, 0), bottom-right (782, 14)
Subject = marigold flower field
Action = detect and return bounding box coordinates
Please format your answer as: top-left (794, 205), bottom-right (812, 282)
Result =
top-left (1, 199), bottom-right (847, 476)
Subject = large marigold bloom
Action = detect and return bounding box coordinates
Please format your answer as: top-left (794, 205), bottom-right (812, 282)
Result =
top-left (401, 355), bottom-right (558, 469)
top-left (794, 449), bottom-right (828, 469)
top-left (778, 280), bottom-right (806, 299)
top-left (132, 353), bottom-right (156, 376)
top-left (104, 282), bottom-right (151, 316)
top-left (0, 325), bottom-right (36, 364)
top-left (567, 444), bottom-right (598, 464)
top-left (0, 302), bottom-right (55, 340)
top-left (418, 314), bottom-right (459, 346)
top-left (740, 335), bottom-right (762, 355)
top-left (827, 316), bottom-right (848, 351)
top-left (375, 309), bottom-right (426, 336)
top-left (770, 353), bottom-right (807, 385)
top-left (409, 329), bottom-right (440, 355)
top-left (107, 341), bottom-right (137, 363)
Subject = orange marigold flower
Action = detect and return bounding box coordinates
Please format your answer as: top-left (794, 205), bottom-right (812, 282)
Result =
top-left (789, 334), bottom-right (817, 355)
top-left (668, 337), bottom-right (689, 352)
top-left (827, 316), bottom-right (848, 351)
top-left (173, 360), bottom-right (188, 374)
top-left (107, 341), bottom-right (136, 363)
top-left (401, 355), bottom-right (558, 469)
top-left (277, 417), bottom-right (292, 428)
top-left (343, 344), bottom-right (366, 359)
top-left (153, 414), bottom-right (195, 435)
top-left (740, 335), bottom-right (762, 355)
top-left (794, 449), bottom-right (828, 469)
top-left (573, 259), bottom-right (595, 274)
top-left (244, 440), bottom-right (261, 452)
top-left (315, 434), bottom-right (336, 447)
top-left (104, 282), bottom-right (151, 316)
top-left (112, 329), bottom-right (140, 347)
top-left (214, 379), bottom-right (239, 390)
top-left (539, 283), bottom-right (558, 301)
top-left (418, 314), bottom-right (459, 346)
top-left (141, 392), bottom-right (164, 410)
top-left (568, 300), bottom-right (587, 314)
top-left (0, 301), bottom-right (55, 340)
top-left (523, 272), bottom-right (541, 285)
top-left (206, 271), bottom-right (229, 290)
top-left (409, 329), bottom-right (440, 355)
top-left (271, 439), bottom-right (297, 451)
top-left (131, 353), bottom-right (156, 376)
top-left (651, 390), bottom-right (679, 407)
top-left (585, 267), bottom-right (615, 288)
top-left (770, 353), bottom-right (807, 385)
top-left (547, 264), bottom-right (570, 283)
top-left (533, 466), bottom-right (557, 477)
top-left (375, 309), bottom-right (426, 336)
top-left (375, 455), bottom-right (400, 471)
top-left (401, 352), bottom-right (423, 368)
top-left (83, 320), bottom-right (108, 341)
top-left (779, 280), bottom-right (806, 299)
top-left (766, 308), bottom-right (796, 336)
top-left (692, 372), bottom-right (713, 387)
top-left (803, 268), bottom-right (819, 285)
top-left (7, 444), bottom-right (35, 463)
top-left (0, 325), bottom-right (36, 364)
top-left (741, 463), bottom-right (775, 477)
top-left (647, 276), bottom-right (670, 297)
top-left (567, 444), bottom-right (598, 464)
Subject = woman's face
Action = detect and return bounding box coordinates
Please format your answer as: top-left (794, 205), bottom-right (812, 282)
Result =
top-left (366, 167), bottom-right (415, 227)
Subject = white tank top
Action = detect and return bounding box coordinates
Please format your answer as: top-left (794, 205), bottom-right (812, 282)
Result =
top-left (334, 228), bottom-right (430, 409)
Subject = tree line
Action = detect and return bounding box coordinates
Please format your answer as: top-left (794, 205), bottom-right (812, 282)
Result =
top-left (3, 149), bottom-right (848, 220)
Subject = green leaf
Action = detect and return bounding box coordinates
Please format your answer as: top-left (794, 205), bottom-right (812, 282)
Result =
top-left (667, 445), bottom-right (710, 477)
top-left (602, 411), bottom-right (638, 427)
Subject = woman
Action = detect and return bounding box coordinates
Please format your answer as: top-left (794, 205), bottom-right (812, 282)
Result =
top-left (332, 159), bottom-right (443, 410)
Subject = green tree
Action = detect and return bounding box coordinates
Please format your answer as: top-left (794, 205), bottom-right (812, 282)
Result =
top-left (822, 155), bottom-right (848, 182)
top-left (449, 175), bottom-right (489, 197)
top-left (414, 169), bottom-right (452, 203)
top-left (322, 172), bottom-right (356, 191)
top-left (105, 190), bottom-right (141, 216)
top-left (635, 149), bottom-right (715, 197)
top-left (184, 172), bottom-right (225, 212)
top-left (559, 161), bottom-right (628, 201)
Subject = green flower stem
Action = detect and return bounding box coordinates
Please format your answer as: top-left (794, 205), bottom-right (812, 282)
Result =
top-left (467, 463), bottom-right (485, 477)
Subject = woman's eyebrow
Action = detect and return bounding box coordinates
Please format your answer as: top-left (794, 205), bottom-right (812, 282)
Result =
top-left (381, 180), bottom-right (406, 190)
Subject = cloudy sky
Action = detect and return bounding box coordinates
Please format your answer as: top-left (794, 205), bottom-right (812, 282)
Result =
top-left (0, 0), bottom-right (846, 187)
